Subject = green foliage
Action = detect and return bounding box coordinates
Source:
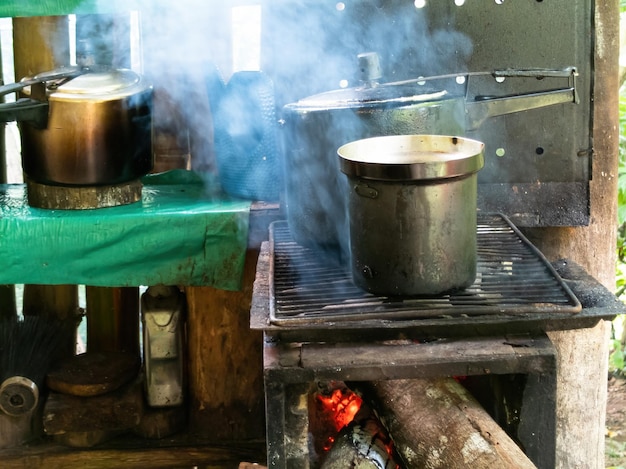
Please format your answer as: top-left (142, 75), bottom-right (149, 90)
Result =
top-left (616, 91), bottom-right (626, 287)
top-left (610, 337), bottom-right (625, 375)
top-left (614, 86), bottom-right (626, 372)
top-left (613, 0), bottom-right (626, 370)
top-left (618, 91), bottom-right (626, 224)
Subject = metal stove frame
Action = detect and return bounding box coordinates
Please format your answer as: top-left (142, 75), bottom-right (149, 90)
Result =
top-left (251, 216), bottom-right (624, 469)
top-left (263, 334), bottom-right (557, 468)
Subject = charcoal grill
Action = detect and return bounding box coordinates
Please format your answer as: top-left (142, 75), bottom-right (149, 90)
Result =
top-left (269, 213), bottom-right (581, 325)
top-left (251, 213), bottom-right (624, 469)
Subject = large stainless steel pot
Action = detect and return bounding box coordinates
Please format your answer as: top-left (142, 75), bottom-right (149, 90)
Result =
top-left (281, 66), bottom-right (577, 259)
top-left (0, 66), bottom-right (152, 186)
top-left (338, 134), bottom-right (484, 296)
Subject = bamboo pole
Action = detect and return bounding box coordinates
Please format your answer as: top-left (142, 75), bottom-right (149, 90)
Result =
top-left (13, 16), bottom-right (78, 357)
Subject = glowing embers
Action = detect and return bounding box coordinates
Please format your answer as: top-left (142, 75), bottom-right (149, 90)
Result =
top-left (309, 382), bottom-right (399, 468)
top-left (311, 383), bottom-right (363, 452)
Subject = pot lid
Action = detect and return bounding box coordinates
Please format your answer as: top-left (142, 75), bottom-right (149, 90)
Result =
top-left (53, 69), bottom-right (150, 100)
top-left (338, 134), bottom-right (484, 181)
top-left (286, 82), bottom-right (450, 111)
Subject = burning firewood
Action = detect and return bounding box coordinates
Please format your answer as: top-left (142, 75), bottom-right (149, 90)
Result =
top-left (354, 378), bottom-right (537, 469)
top-left (321, 417), bottom-right (400, 469)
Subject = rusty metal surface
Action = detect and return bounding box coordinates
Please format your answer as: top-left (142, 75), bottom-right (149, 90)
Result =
top-left (267, 214), bottom-right (581, 326)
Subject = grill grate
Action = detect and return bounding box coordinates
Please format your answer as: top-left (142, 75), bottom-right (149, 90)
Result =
top-left (269, 213), bottom-right (581, 325)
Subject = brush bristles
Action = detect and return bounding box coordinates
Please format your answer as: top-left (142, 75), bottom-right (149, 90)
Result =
top-left (0, 316), bottom-right (74, 387)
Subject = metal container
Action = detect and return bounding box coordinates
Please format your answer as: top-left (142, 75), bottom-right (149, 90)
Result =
top-left (281, 64), bottom-right (577, 258)
top-left (338, 134), bottom-right (484, 296)
top-left (0, 66), bottom-right (152, 186)
top-left (141, 286), bottom-right (186, 408)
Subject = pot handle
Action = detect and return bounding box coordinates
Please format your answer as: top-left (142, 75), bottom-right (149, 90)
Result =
top-left (0, 99), bottom-right (49, 129)
top-left (464, 67), bottom-right (579, 130)
top-left (355, 183), bottom-right (379, 199)
top-left (0, 66), bottom-right (86, 129)
top-left (385, 67), bottom-right (579, 131)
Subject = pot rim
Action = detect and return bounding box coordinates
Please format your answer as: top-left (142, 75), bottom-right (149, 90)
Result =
top-left (338, 134), bottom-right (485, 181)
top-left (51, 69), bottom-right (152, 101)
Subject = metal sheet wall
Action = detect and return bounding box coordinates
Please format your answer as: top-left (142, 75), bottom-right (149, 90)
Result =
top-left (263, 0), bottom-right (593, 226)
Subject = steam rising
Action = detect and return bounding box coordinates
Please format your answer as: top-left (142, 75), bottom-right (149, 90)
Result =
top-left (82, 1), bottom-right (474, 253)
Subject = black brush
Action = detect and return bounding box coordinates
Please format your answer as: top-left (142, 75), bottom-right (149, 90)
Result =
top-left (0, 316), bottom-right (73, 417)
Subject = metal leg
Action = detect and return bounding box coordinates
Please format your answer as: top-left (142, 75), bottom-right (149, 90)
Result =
top-left (518, 370), bottom-right (557, 469)
top-left (264, 378), bottom-right (286, 468)
top-left (265, 377), bottom-right (311, 469)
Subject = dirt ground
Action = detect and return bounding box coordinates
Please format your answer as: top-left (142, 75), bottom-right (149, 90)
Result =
top-left (606, 376), bottom-right (626, 468)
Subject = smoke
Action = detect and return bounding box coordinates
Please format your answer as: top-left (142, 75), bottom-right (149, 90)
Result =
top-left (259, 1), bottom-right (473, 259)
top-left (80, 1), bottom-right (474, 256)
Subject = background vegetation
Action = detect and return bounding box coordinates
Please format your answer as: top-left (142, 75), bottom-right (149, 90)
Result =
top-left (610, 0), bottom-right (626, 376)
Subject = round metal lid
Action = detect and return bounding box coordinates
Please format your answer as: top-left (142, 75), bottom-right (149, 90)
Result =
top-left (338, 134), bottom-right (484, 181)
top-left (285, 83), bottom-right (450, 111)
top-left (54, 69), bottom-right (150, 100)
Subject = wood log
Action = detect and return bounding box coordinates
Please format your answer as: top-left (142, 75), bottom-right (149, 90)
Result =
top-left (321, 418), bottom-right (398, 469)
top-left (133, 404), bottom-right (186, 440)
top-left (356, 378), bottom-right (537, 469)
top-left (46, 351), bottom-right (140, 397)
top-left (43, 378), bottom-right (143, 436)
top-left (53, 429), bottom-right (124, 449)
top-left (85, 286), bottom-right (140, 357)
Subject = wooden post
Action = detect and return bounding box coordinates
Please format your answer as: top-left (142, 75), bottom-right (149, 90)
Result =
top-left (519, 1), bottom-right (619, 467)
top-left (186, 249), bottom-right (265, 440)
top-left (13, 16), bottom-right (78, 358)
top-left (85, 286), bottom-right (140, 357)
top-left (12, 16), bottom-right (69, 77)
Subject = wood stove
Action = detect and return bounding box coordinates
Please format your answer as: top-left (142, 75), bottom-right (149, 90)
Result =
top-left (250, 214), bottom-right (625, 468)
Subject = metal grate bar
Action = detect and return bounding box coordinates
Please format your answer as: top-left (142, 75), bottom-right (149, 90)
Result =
top-left (269, 213), bottom-right (581, 325)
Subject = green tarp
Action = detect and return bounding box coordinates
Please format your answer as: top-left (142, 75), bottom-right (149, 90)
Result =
top-left (0, 1), bottom-right (140, 17)
top-left (0, 170), bottom-right (251, 290)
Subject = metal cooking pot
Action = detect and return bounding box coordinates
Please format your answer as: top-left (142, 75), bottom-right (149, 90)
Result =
top-left (0, 66), bottom-right (152, 186)
top-left (338, 134), bottom-right (484, 296)
top-left (281, 65), bottom-right (577, 259)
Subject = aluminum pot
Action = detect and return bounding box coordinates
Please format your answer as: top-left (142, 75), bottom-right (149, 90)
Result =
top-left (0, 66), bottom-right (152, 186)
top-left (338, 134), bottom-right (484, 296)
top-left (281, 67), bottom-right (577, 259)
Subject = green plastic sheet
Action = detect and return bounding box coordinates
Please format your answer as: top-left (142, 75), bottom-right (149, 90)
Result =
top-left (0, 170), bottom-right (251, 290)
top-left (0, 1), bottom-right (142, 17)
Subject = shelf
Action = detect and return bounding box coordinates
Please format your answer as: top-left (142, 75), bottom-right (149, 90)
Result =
top-left (0, 170), bottom-right (251, 289)
top-left (0, 1), bottom-right (144, 17)
top-left (0, 433), bottom-right (266, 469)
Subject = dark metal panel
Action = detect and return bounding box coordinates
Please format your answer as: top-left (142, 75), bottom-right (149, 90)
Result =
top-left (263, 0), bottom-right (592, 226)
top-left (477, 182), bottom-right (590, 227)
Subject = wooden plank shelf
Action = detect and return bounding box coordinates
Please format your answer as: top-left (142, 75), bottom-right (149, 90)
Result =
top-left (0, 433), bottom-right (266, 469)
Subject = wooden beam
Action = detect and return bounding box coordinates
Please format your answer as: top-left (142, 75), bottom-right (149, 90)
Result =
top-left (0, 438), bottom-right (265, 469)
